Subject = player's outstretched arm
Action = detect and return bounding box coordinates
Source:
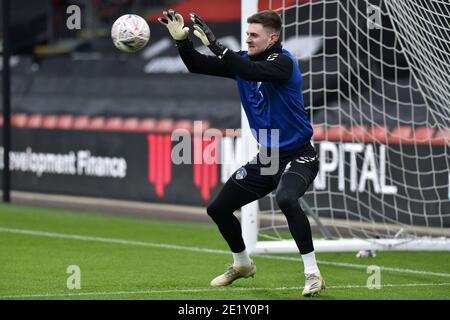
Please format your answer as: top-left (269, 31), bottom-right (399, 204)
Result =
top-left (158, 9), bottom-right (235, 79)
top-left (190, 12), bottom-right (291, 82)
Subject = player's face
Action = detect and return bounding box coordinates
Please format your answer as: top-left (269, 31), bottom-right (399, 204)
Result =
top-left (246, 23), bottom-right (278, 56)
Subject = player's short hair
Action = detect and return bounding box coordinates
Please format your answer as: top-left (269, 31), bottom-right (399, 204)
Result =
top-left (247, 10), bottom-right (282, 35)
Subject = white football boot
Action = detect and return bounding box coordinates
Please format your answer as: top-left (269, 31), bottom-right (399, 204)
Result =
top-left (302, 273), bottom-right (326, 297)
top-left (210, 262), bottom-right (256, 287)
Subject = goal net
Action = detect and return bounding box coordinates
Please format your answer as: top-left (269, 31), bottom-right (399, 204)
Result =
top-left (240, 0), bottom-right (450, 253)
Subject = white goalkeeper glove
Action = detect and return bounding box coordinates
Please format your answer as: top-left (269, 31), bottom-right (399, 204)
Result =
top-left (158, 9), bottom-right (189, 41)
top-left (192, 24), bottom-right (210, 46)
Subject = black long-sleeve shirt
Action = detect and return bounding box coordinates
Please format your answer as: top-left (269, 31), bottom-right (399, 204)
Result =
top-left (176, 38), bottom-right (293, 82)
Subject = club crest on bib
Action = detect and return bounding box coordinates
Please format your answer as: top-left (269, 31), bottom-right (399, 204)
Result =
top-left (235, 167), bottom-right (247, 180)
top-left (267, 53), bottom-right (279, 61)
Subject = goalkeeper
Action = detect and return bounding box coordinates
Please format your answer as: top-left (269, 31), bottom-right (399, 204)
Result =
top-left (159, 9), bottom-right (325, 297)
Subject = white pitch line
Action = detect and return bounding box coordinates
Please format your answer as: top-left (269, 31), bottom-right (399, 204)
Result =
top-left (1, 283), bottom-right (449, 299)
top-left (255, 254), bottom-right (450, 278)
top-left (1, 227), bottom-right (450, 279)
top-left (0, 227), bottom-right (229, 255)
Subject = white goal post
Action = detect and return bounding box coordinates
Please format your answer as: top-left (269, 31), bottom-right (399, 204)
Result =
top-left (240, 0), bottom-right (450, 253)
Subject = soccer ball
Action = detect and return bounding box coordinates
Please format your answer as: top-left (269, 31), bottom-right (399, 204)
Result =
top-left (111, 14), bottom-right (150, 53)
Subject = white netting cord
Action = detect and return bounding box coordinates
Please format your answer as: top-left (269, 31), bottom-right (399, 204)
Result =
top-left (385, 0), bottom-right (450, 128)
top-left (258, 0), bottom-right (450, 243)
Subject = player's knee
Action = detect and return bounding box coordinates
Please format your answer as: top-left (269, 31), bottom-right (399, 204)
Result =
top-left (275, 192), bottom-right (298, 213)
top-left (206, 204), bottom-right (216, 218)
top-left (206, 202), bottom-right (220, 220)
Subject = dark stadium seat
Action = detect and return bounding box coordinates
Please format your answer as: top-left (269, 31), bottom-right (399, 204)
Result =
top-left (155, 119), bottom-right (175, 133)
top-left (326, 125), bottom-right (346, 141)
top-left (389, 126), bottom-right (413, 144)
top-left (12, 113), bottom-right (28, 128)
top-left (73, 116), bottom-right (90, 130)
top-left (312, 125), bottom-right (325, 141)
top-left (174, 120), bottom-right (193, 132)
top-left (89, 117), bottom-right (106, 130)
top-left (370, 126), bottom-right (389, 143)
top-left (27, 114), bottom-right (43, 128)
top-left (105, 117), bottom-right (124, 131)
top-left (57, 115), bottom-right (74, 129)
top-left (138, 118), bottom-right (157, 132)
top-left (122, 117), bottom-right (140, 131)
top-left (351, 126), bottom-right (369, 142)
top-left (433, 128), bottom-right (450, 145)
top-left (42, 115), bottom-right (58, 129)
top-left (414, 127), bottom-right (436, 144)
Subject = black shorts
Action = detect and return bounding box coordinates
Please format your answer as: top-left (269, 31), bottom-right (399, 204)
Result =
top-left (230, 143), bottom-right (319, 198)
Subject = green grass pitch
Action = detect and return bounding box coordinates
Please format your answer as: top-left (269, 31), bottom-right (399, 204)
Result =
top-left (0, 203), bottom-right (449, 300)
